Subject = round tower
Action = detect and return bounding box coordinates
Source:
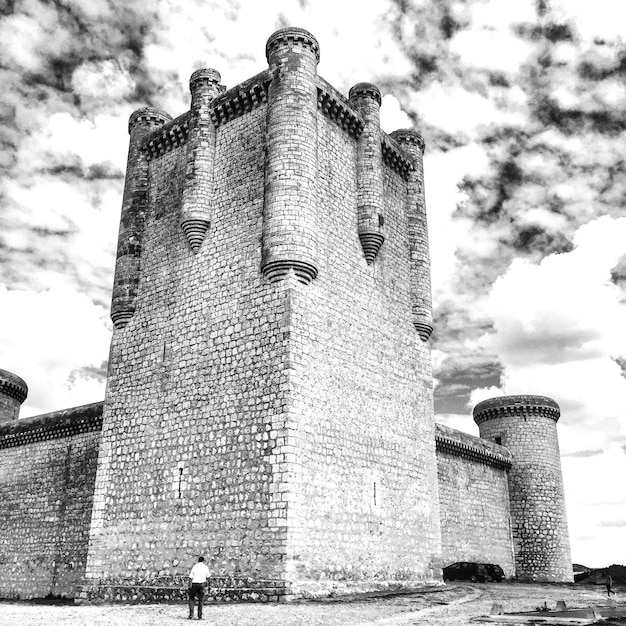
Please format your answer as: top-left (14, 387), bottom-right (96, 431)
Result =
top-left (473, 395), bottom-right (573, 582)
top-left (262, 27), bottom-right (320, 284)
top-left (348, 82), bottom-right (385, 264)
top-left (390, 129), bottom-right (432, 341)
top-left (111, 106), bottom-right (172, 329)
top-left (0, 368), bottom-right (28, 423)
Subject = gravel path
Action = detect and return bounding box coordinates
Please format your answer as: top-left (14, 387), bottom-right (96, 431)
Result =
top-left (0, 583), bottom-right (620, 626)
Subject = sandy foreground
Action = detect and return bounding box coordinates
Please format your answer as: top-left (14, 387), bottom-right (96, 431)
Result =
top-left (0, 583), bottom-right (621, 626)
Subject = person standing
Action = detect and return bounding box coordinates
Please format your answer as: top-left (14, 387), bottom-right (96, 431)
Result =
top-left (188, 556), bottom-right (210, 620)
top-left (607, 574), bottom-right (616, 598)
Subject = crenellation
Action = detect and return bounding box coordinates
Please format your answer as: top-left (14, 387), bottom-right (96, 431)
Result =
top-left (435, 423), bottom-right (512, 469)
top-left (142, 111), bottom-right (191, 162)
top-left (209, 70), bottom-right (270, 128)
top-left (316, 77), bottom-right (364, 139)
top-left (381, 134), bottom-right (416, 180)
top-left (0, 368), bottom-right (28, 424)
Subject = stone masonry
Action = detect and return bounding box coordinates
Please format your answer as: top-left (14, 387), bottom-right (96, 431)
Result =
top-left (0, 403), bottom-right (102, 599)
top-left (0, 27), bottom-right (573, 601)
top-left (474, 396), bottom-right (573, 582)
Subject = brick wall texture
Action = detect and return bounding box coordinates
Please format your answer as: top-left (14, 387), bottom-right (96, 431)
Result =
top-left (0, 404), bottom-right (102, 599)
top-left (0, 27), bottom-right (573, 602)
top-left (435, 425), bottom-right (515, 577)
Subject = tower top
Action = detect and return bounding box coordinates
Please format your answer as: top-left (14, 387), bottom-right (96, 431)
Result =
top-left (266, 27), bottom-right (320, 64)
top-left (0, 368), bottom-right (28, 404)
top-left (473, 394), bottom-right (560, 426)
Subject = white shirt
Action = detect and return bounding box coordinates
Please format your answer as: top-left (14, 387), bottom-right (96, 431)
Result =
top-left (189, 562), bottom-right (210, 584)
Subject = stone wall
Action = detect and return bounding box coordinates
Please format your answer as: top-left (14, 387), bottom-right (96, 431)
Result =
top-left (435, 424), bottom-right (515, 577)
top-left (83, 103), bottom-right (295, 601)
top-left (0, 403), bottom-right (102, 599)
top-left (276, 107), bottom-right (442, 597)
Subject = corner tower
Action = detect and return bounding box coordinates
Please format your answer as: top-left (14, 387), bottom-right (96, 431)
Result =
top-left (0, 369), bottom-right (28, 423)
top-left (473, 395), bottom-right (573, 582)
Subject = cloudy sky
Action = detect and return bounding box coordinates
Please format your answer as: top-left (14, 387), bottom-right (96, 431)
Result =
top-left (1, 0), bottom-right (624, 569)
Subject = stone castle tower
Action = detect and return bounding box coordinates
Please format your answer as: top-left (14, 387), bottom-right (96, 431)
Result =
top-left (0, 27), bottom-right (573, 603)
top-left (83, 27), bottom-right (441, 600)
top-left (473, 395), bottom-right (573, 582)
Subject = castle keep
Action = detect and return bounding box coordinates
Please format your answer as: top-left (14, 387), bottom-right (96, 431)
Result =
top-left (0, 28), bottom-right (573, 602)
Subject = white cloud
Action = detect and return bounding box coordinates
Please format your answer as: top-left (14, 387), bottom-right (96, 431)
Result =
top-left (470, 0), bottom-right (537, 29)
top-left (562, 443), bottom-right (626, 567)
top-left (0, 286), bottom-right (111, 416)
top-left (380, 94), bottom-right (412, 133)
top-left (450, 29), bottom-right (533, 74)
top-left (71, 59), bottom-right (136, 105)
top-left (469, 216), bottom-right (626, 566)
top-left (436, 412), bottom-right (479, 436)
top-left (550, 0), bottom-right (626, 41)
top-left (425, 144), bottom-right (491, 294)
top-left (18, 112), bottom-right (128, 173)
top-left (412, 83), bottom-right (527, 135)
top-left (468, 385), bottom-right (504, 408)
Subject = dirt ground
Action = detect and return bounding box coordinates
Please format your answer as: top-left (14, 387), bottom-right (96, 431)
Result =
top-left (0, 583), bottom-right (621, 626)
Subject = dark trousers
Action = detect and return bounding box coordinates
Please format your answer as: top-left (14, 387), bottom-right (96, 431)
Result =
top-left (188, 583), bottom-right (205, 617)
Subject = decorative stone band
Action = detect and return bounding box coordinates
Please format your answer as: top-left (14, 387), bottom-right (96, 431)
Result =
top-left (317, 77), bottom-right (364, 139)
top-left (359, 233), bottom-right (385, 265)
top-left (381, 134), bottom-right (416, 180)
top-left (79, 576), bottom-right (290, 604)
top-left (180, 219), bottom-right (210, 253)
top-left (210, 71), bottom-right (271, 128)
top-left (110, 309), bottom-right (134, 328)
top-left (413, 318), bottom-right (434, 342)
top-left (473, 395), bottom-right (560, 426)
top-left (262, 260), bottom-right (318, 285)
top-left (435, 422), bottom-right (512, 470)
top-left (266, 26), bottom-right (320, 63)
top-left (0, 369), bottom-right (28, 403)
top-left (0, 401), bottom-right (103, 450)
top-left (142, 112), bottom-right (191, 162)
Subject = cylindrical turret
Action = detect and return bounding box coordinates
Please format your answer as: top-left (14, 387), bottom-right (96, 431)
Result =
top-left (262, 27), bottom-right (320, 284)
top-left (390, 129), bottom-right (432, 341)
top-left (349, 83), bottom-right (384, 264)
top-left (180, 68), bottom-right (223, 253)
top-left (111, 106), bottom-right (172, 329)
top-left (473, 395), bottom-right (573, 582)
top-left (0, 368), bottom-right (28, 423)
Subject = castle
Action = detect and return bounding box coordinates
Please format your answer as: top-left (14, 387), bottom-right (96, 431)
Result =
top-left (0, 28), bottom-right (573, 602)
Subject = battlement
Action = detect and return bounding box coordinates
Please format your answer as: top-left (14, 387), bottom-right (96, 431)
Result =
top-left (435, 422), bottom-right (512, 469)
top-left (473, 395), bottom-right (560, 425)
top-left (109, 26), bottom-right (433, 338)
top-left (0, 368), bottom-right (28, 424)
top-left (0, 402), bottom-right (103, 449)
top-left (0, 369), bottom-right (28, 403)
